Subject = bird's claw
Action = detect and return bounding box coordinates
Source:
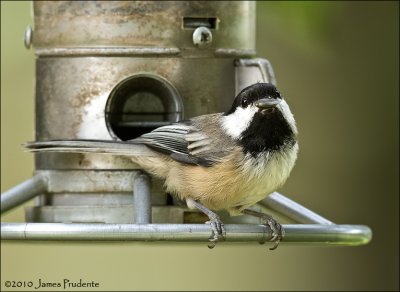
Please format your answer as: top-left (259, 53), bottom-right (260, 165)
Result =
top-left (206, 215), bottom-right (226, 249)
top-left (262, 215), bottom-right (285, 250)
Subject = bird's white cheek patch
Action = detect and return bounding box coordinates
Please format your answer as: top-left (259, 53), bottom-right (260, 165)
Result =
top-left (221, 106), bottom-right (257, 139)
top-left (279, 99), bottom-right (297, 135)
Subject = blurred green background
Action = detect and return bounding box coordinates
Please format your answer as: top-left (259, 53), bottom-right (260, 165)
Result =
top-left (1, 1), bottom-right (399, 291)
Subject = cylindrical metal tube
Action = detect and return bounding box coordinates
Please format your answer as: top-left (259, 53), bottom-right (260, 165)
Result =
top-left (32, 1), bottom-right (256, 54)
top-left (0, 223), bottom-right (372, 246)
top-left (259, 192), bottom-right (334, 225)
top-left (1, 175), bottom-right (47, 213)
top-left (133, 172), bottom-right (152, 224)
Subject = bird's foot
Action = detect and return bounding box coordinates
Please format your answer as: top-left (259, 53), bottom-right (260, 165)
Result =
top-left (260, 214), bottom-right (285, 250)
top-left (206, 213), bottom-right (226, 249)
top-left (242, 208), bottom-right (285, 250)
top-left (186, 198), bottom-right (226, 249)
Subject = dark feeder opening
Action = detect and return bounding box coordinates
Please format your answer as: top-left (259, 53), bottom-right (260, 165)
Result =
top-left (106, 74), bottom-right (183, 141)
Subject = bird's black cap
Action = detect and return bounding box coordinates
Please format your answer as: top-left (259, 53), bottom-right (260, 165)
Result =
top-left (225, 83), bottom-right (281, 115)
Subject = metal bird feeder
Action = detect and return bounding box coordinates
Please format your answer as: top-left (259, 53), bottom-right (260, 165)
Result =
top-left (1, 1), bottom-right (371, 247)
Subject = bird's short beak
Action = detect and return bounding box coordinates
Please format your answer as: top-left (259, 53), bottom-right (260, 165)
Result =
top-left (255, 98), bottom-right (281, 109)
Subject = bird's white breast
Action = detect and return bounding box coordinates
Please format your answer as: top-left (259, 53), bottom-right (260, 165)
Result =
top-left (231, 142), bottom-right (299, 212)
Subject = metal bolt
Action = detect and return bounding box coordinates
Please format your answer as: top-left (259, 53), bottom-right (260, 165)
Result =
top-left (24, 26), bottom-right (33, 49)
top-left (192, 26), bottom-right (212, 48)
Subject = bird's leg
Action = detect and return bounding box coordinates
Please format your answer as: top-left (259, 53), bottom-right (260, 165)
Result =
top-left (242, 208), bottom-right (285, 250)
top-left (186, 198), bottom-right (226, 249)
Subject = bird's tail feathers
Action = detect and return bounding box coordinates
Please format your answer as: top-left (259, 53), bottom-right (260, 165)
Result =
top-left (23, 140), bottom-right (153, 156)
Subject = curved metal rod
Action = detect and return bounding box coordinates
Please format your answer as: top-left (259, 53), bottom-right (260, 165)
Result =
top-left (234, 58), bottom-right (277, 86)
top-left (1, 223), bottom-right (372, 246)
top-left (259, 192), bottom-right (334, 225)
top-left (1, 174), bottom-right (47, 213)
top-left (133, 172), bottom-right (152, 224)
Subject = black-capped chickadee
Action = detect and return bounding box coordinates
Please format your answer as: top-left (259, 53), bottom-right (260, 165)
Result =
top-left (25, 83), bottom-right (298, 250)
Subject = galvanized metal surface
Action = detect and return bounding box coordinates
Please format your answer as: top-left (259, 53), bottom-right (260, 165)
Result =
top-left (234, 58), bottom-right (277, 93)
top-left (35, 47), bottom-right (256, 58)
top-left (33, 191), bottom-right (167, 207)
top-left (36, 170), bottom-right (133, 192)
top-left (0, 223), bottom-right (372, 246)
top-left (35, 47), bottom-right (181, 57)
top-left (25, 206), bottom-right (188, 224)
top-left (234, 57), bottom-right (276, 94)
top-left (21, 170), bottom-right (171, 224)
top-left (33, 1), bottom-right (255, 55)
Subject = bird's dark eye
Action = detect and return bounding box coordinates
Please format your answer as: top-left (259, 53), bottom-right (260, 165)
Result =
top-left (241, 98), bottom-right (248, 107)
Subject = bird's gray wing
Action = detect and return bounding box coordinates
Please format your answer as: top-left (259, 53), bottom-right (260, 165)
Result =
top-left (25, 116), bottom-right (234, 167)
top-left (132, 119), bottom-right (230, 167)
